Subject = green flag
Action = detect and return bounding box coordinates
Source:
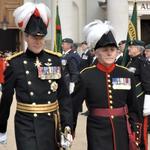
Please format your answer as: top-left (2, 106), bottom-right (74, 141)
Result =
top-left (54, 5), bottom-right (62, 53)
top-left (121, 2), bottom-right (138, 66)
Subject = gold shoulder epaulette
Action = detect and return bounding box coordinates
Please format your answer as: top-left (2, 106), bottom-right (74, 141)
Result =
top-left (80, 65), bottom-right (96, 73)
top-left (44, 49), bottom-right (62, 57)
top-left (6, 51), bottom-right (24, 61)
top-left (116, 64), bottom-right (128, 70)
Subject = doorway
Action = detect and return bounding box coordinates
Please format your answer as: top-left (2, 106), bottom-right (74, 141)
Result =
top-left (0, 29), bottom-right (20, 53)
top-left (141, 19), bottom-right (150, 45)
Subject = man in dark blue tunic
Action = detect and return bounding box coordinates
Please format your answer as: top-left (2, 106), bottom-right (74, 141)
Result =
top-left (0, 2), bottom-right (73, 150)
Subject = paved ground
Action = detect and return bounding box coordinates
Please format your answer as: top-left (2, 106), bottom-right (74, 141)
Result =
top-left (0, 100), bottom-right (149, 150)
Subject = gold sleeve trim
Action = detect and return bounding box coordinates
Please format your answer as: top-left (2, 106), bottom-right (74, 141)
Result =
top-left (137, 92), bottom-right (144, 98)
top-left (136, 82), bottom-right (141, 87)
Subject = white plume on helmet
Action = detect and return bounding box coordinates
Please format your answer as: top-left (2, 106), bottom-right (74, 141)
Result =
top-left (13, 2), bottom-right (51, 31)
top-left (83, 20), bottom-right (114, 49)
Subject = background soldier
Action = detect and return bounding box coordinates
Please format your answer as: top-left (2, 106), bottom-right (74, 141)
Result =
top-left (61, 38), bottom-right (81, 94)
top-left (140, 44), bottom-right (150, 148)
top-left (72, 20), bottom-right (142, 150)
top-left (115, 40), bottom-right (126, 65)
top-left (0, 2), bottom-right (72, 150)
top-left (127, 40), bottom-right (146, 150)
top-left (79, 41), bottom-right (93, 71)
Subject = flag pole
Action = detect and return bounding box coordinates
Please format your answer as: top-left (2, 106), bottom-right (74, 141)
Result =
top-left (54, 0), bottom-right (62, 53)
top-left (56, 0), bottom-right (58, 6)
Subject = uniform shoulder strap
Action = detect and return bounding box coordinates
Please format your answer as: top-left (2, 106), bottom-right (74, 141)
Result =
top-left (6, 51), bottom-right (24, 61)
top-left (44, 49), bottom-right (62, 57)
top-left (80, 65), bottom-right (96, 73)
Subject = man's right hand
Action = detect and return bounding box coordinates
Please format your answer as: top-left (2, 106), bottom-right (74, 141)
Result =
top-left (0, 132), bottom-right (7, 144)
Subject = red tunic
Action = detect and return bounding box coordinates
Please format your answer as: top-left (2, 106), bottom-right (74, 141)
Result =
top-left (0, 58), bottom-right (7, 83)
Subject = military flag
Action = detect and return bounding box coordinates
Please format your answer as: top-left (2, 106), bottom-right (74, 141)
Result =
top-left (121, 2), bottom-right (138, 66)
top-left (54, 4), bottom-right (62, 53)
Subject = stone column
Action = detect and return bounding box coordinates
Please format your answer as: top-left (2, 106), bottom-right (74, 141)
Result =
top-left (73, 0), bottom-right (86, 42)
top-left (107, 0), bottom-right (129, 43)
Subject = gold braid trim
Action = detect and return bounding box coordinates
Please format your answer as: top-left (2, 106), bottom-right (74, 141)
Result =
top-left (80, 65), bottom-right (96, 73)
top-left (116, 64), bottom-right (128, 70)
top-left (44, 49), bottom-right (62, 57)
top-left (6, 51), bottom-right (24, 61)
top-left (17, 101), bottom-right (59, 113)
top-left (54, 108), bottom-right (62, 148)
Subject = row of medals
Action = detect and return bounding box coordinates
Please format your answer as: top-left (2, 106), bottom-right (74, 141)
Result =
top-left (34, 57), bottom-right (61, 92)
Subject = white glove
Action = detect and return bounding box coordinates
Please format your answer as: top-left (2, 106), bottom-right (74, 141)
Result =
top-left (143, 94), bottom-right (150, 116)
top-left (61, 126), bottom-right (73, 149)
top-left (69, 82), bottom-right (75, 94)
top-left (0, 132), bottom-right (7, 144)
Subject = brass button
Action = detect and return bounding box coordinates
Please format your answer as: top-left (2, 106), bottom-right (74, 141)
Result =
top-left (7, 63), bottom-right (10, 67)
top-left (48, 101), bottom-right (51, 104)
top-left (136, 131), bottom-right (139, 134)
top-left (48, 91), bottom-right (51, 95)
top-left (107, 74), bottom-right (110, 78)
top-left (26, 70), bottom-right (29, 75)
top-left (110, 106), bottom-right (113, 109)
top-left (136, 137), bottom-right (139, 140)
top-left (48, 59), bottom-right (51, 62)
top-left (136, 142), bottom-right (139, 146)
top-left (48, 80), bottom-right (52, 83)
top-left (108, 79), bottom-right (111, 83)
top-left (110, 100), bottom-right (113, 104)
top-left (32, 102), bottom-right (36, 105)
top-left (28, 81), bottom-right (32, 85)
top-left (108, 84), bottom-right (111, 88)
top-left (109, 95), bottom-right (112, 99)
top-left (109, 90), bottom-right (112, 94)
top-left (137, 125), bottom-right (139, 128)
top-left (30, 92), bottom-right (34, 96)
top-left (111, 115), bottom-right (114, 119)
top-left (23, 60), bottom-right (27, 64)
top-left (48, 113), bottom-right (51, 116)
top-left (33, 113), bottom-right (37, 117)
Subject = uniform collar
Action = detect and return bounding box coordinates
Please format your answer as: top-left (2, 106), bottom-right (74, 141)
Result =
top-left (83, 48), bottom-right (89, 54)
top-left (131, 54), bottom-right (142, 60)
top-left (97, 63), bottom-right (115, 73)
top-left (26, 48), bottom-right (44, 58)
top-left (63, 49), bottom-right (72, 55)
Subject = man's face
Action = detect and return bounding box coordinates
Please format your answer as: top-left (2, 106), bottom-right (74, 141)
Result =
top-left (118, 43), bottom-right (125, 52)
top-left (81, 44), bottom-right (88, 51)
top-left (128, 45), bottom-right (140, 57)
top-left (145, 49), bottom-right (150, 59)
top-left (95, 46), bottom-right (117, 66)
top-left (62, 42), bottom-right (72, 51)
top-left (25, 34), bottom-right (45, 54)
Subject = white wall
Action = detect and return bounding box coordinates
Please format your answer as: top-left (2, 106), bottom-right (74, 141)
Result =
top-left (107, 0), bottom-right (129, 43)
top-left (59, 0), bottom-right (75, 41)
top-left (86, 0), bottom-right (106, 23)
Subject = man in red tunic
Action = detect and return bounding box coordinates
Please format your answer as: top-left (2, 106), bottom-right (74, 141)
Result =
top-left (72, 20), bottom-right (142, 150)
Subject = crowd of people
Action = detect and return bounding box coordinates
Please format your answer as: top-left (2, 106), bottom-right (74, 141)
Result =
top-left (0, 2), bottom-right (150, 150)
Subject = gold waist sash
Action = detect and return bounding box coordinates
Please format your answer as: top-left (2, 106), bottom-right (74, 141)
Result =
top-left (17, 101), bottom-right (59, 113)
